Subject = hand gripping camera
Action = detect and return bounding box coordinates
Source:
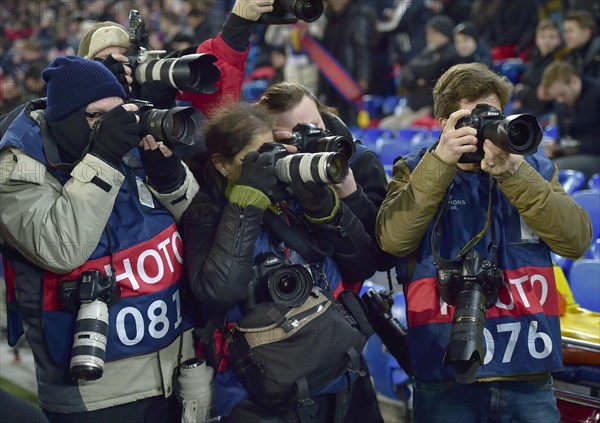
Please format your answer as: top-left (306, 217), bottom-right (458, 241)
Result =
top-left (59, 270), bottom-right (119, 381)
top-left (361, 289), bottom-right (412, 377)
top-left (257, 142), bottom-right (349, 185)
top-left (259, 0), bottom-right (324, 25)
top-left (455, 104), bottom-right (543, 163)
top-left (244, 252), bottom-right (315, 311)
top-left (283, 122), bottom-right (356, 162)
top-left (436, 250), bottom-right (504, 383)
top-left (128, 10), bottom-right (220, 94)
top-left (127, 99), bottom-right (199, 146)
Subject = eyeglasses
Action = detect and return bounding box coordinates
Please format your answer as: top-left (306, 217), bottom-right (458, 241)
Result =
top-left (84, 111), bottom-right (107, 120)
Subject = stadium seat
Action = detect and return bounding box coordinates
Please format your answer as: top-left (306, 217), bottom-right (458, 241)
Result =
top-left (568, 259), bottom-right (600, 312)
top-left (558, 169), bottom-right (587, 195)
top-left (377, 139), bottom-right (410, 167)
top-left (552, 252), bottom-right (573, 281)
top-left (590, 238), bottom-right (600, 260)
top-left (361, 127), bottom-right (386, 148)
top-left (588, 173), bottom-right (600, 191)
top-left (572, 190), bottom-right (600, 240)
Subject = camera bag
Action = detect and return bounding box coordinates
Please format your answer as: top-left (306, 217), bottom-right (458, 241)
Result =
top-left (228, 288), bottom-right (372, 406)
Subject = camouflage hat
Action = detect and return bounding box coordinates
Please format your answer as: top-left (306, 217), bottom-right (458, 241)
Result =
top-left (78, 21), bottom-right (130, 59)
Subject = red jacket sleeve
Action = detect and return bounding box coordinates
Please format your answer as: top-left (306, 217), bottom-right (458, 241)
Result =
top-left (177, 33), bottom-right (249, 118)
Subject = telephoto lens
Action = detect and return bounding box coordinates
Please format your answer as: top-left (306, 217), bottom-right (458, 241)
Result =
top-left (139, 106), bottom-right (198, 146)
top-left (442, 285), bottom-right (487, 384)
top-left (274, 152), bottom-right (349, 184)
top-left (135, 52), bottom-right (220, 94)
top-left (69, 299), bottom-right (109, 381)
top-left (177, 358), bottom-right (215, 423)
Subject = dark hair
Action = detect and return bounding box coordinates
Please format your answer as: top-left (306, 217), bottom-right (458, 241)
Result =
top-left (564, 10), bottom-right (597, 35)
top-left (433, 63), bottom-right (513, 119)
top-left (541, 60), bottom-right (578, 87)
top-left (257, 82), bottom-right (337, 116)
top-left (186, 102), bottom-right (273, 185)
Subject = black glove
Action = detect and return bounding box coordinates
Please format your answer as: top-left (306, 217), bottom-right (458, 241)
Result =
top-left (139, 147), bottom-right (185, 193)
top-left (237, 151), bottom-right (278, 195)
top-left (96, 55), bottom-right (130, 95)
top-left (289, 181), bottom-right (337, 219)
top-left (140, 81), bottom-right (178, 109)
top-left (90, 106), bottom-right (140, 169)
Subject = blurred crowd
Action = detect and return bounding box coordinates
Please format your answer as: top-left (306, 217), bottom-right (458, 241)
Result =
top-left (2, 0), bottom-right (600, 120)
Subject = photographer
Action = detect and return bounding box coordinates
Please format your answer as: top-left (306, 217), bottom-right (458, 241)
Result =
top-left (376, 63), bottom-right (592, 422)
top-left (179, 102), bottom-right (383, 422)
top-left (74, 0), bottom-right (275, 114)
top-left (0, 57), bottom-right (200, 421)
top-left (257, 81), bottom-right (397, 273)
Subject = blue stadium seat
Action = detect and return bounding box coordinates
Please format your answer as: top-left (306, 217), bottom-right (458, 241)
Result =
top-left (361, 127), bottom-right (386, 149)
top-left (590, 238), bottom-right (600, 260)
top-left (588, 173), bottom-right (600, 191)
top-left (376, 139), bottom-right (410, 167)
top-left (568, 259), bottom-right (600, 312)
top-left (572, 190), bottom-right (600, 241)
top-left (558, 169), bottom-right (587, 195)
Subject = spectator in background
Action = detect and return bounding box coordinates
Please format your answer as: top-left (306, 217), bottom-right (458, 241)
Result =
top-left (22, 65), bottom-right (47, 102)
top-left (319, 0), bottom-right (378, 126)
top-left (513, 19), bottom-right (568, 117)
top-left (379, 15), bottom-right (459, 130)
top-left (380, 0), bottom-right (433, 67)
top-left (472, 0), bottom-right (538, 61)
top-left (538, 60), bottom-right (600, 179)
top-left (453, 21), bottom-right (493, 68)
top-left (0, 73), bottom-right (22, 116)
top-left (186, 3), bottom-right (224, 45)
top-left (562, 9), bottom-right (600, 79)
top-left (160, 11), bottom-right (193, 55)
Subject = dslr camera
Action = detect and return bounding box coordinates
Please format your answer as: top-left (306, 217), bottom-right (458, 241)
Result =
top-left (59, 270), bottom-right (119, 381)
top-left (455, 104), bottom-right (542, 163)
top-left (127, 99), bottom-right (198, 146)
top-left (362, 289), bottom-right (412, 377)
top-left (127, 10), bottom-right (220, 94)
top-left (259, 0), bottom-right (323, 25)
top-left (257, 142), bottom-right (349, 185)
top-left (436, 250), bottom-right (504, 383)
top-left (244, 252), bottom-right (315, 311)
top-left (282, 122), bottom-right (356, 162)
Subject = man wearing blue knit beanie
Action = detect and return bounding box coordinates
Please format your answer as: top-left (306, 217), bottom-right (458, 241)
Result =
top-left (0, 55), bottom-right (201, 422)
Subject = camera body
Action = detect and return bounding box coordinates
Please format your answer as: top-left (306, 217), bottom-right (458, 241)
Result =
top-left (435, 250), bottom-right (504, 383)
top-left (455, 104), bottom-right (542, 163)
top-left (127, 10), bottom-right (220, 95)
top-left (127, 99), bottom-right (198, 146)
top-left (257, 142), bottom-right (349, 185)
top-left (361, 289), bottom-right (412, 376)
top-left (284, 122), bottom-right (355, 161)
top-left (244, 252), bottom-right (314, 311)
top-left (60, 270), bottom-right (119, 381)
top-left (259, 0), bottom-right (324, 25)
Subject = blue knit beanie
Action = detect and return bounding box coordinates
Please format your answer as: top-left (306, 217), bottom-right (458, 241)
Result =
top-left (42, 56), bottom-right (126, 122)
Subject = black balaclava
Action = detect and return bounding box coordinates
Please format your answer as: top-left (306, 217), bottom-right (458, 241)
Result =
top-left (47, 108), bottom-right (93, 164)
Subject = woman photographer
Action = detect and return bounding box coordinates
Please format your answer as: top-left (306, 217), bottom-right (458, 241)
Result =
top-left (180, 102), bottom-right (383, 422)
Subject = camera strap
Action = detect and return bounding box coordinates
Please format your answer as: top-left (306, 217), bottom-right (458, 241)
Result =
top-left (431, 176), bottom-right (497, 269)
top-left (262, 207), bottom-right (331, 264)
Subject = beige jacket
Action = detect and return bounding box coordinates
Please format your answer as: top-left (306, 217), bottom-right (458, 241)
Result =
top-left (377, 151), bottom-right (592, 261)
